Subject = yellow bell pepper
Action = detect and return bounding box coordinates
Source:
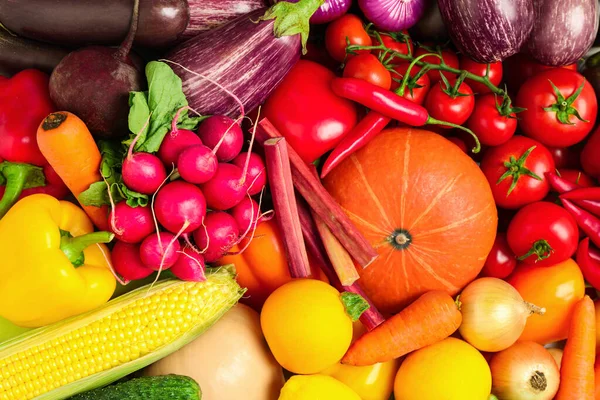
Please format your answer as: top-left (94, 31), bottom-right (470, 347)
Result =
top-left (0, 194), bottom-right (116, 328)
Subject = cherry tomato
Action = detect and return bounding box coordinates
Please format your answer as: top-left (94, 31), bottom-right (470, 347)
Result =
top-left (325, 14), bottom-right (372, 62)
top-left (466, 94), bottom-right (517, 147)
top-left (480, 233), bottom-right (517, 279)
top-left (459, 58), bottom-right (503, 94)
top-left (508, 258), bottom-right (585, 345)
top-left (343, 53), bottom-right (392, 89)
top-left (390, 62), bottom-right (431, 105)
top-left (517, 69), bottom-right (598, 147)
top-left (480, 136), bottom-right (555, 209)
top-left (414, 46), bottom-right (459, 82)
top-left (504, 53), bottom-right (578, 94)
top-left (447, 137), bottom-right (468, 153)
top-left (424, 79), bottom-right (474, 128)
top-left (557, 169), bottom-right (596, 187)
top-left (548, 146), bottom-right (582, 169)
top-left (507, 201), bottom-right (578, 267)
top-left (373, 31), bottom-right (413, 61)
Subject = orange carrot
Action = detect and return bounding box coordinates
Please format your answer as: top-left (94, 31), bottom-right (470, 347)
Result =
top-left (594, 359), bottom-right (600, 400)
top-left (556, 295), bottom-right (596, 400)
top-left (37, 112), bottom-right (109, 231)
top-left (341, 290), bottom-right (462, 366)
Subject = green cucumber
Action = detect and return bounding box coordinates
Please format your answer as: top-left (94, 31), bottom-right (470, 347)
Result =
top-left (69, 375), bottom-right (201, 400)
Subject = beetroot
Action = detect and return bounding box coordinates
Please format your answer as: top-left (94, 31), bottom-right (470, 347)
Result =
top-left (197, 115), bottom-right (244, 162)
top-left (122, 152), bottom-right (167, 194)
top-left (232, 152), bottom-right (267, 195)
top-left (177, 144), bottom-right (218, 184)
top-left (140, 232), bottom-right (181, 270)
top-left (158, 128), bottom-right (203, 167)
top-left (193, 211), bottom-right (239, 263)
top-left (154, 180), bottom-right (207, 234)
top-left (48, 0), bottom-right (144, 138)
top-left (170, 246), bottom-right (206, 282)
top-left (112, 240), bottom-right (154, 280)
top-left (200, 163), bottom-right (248, 210)
top-left (109, 201), bottom-right (154, 244)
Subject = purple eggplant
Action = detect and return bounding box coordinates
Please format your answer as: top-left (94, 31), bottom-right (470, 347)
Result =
top-left (527, 0), bottom-right (598, 66)
top-left (0, 30), bottom-right (68, 76)
top-left (166, 8), bottom-right (303, 117)
top-left (438, 0), bottom-right (534, 63)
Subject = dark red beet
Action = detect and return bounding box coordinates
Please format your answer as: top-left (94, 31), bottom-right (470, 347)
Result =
top-left (109, 201), bottom-right (154, 243)
top-left (158, 128), bottom-right (203, 167)
top-left (140, 232), bottom-right (181, 270)
top-left (122, 152), bottom-right (167, 194)
top-left (197, 115), bottom-right (244, 162)
top-left (155, 180), bottom-right (207, 234)
top-left (232, 152), bottom-right (267, 196)
top-left (48, 0), bottom-right (144, 138)
top-left (177, 144), bottom-right (218, 184)
top-left (200, 163), bottom-right (248, 210)
top-left (112, 240), bottom-right (154, 280)
top-left (170, 246), bottom-right (206, 282)
top-left (193, 211), bottom-right (239, 263)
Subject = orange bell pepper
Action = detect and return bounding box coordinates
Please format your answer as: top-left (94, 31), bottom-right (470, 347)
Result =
top-left (218, 219), bottom-right (327, 310)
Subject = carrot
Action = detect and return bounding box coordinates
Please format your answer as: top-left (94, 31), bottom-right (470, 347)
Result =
top-left (341, 290), bottom-right (462, 366)
top-left (556, 295), bottom-right (596, 400)
top-left (594, 359), bottom-right (600, 400)
top-left (37, 111), bottom-right (109, 231)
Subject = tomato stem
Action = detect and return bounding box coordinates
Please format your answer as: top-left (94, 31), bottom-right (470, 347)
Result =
top-left (517, 239), bottom-right (554, 262)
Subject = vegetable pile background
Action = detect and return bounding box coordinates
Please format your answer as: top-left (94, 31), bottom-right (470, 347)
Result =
top-left (2, 0), bottom-right (600, 399)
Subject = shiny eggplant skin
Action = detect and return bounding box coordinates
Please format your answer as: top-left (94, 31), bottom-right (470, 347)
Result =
top-left (0, 0), bottom-right (189, 48)
top-left (0, 30), bottom-right (68, 77)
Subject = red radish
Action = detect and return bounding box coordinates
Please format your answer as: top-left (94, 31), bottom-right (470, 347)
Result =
top-left (197, 115), bottom-right (243, 162)
top-left (139, 232), bottom-right (181, 270)
top-left (171, 246), bottom-right (207, 282)
top-left (232, 152), bottom-right (267, 195)
top-left (112, 240), bottom-right (154, 280)
top-left (200, 163), bottom-right (248, 210)
top-left (122, 152), bottom-right (167, 194)
top-left (230, 197), bottom-right (260, 236)
top-left (158, 129), bottom-right (203, 167)
top-left (193, 211), bottom-right (239, 263)
top-left (177, 144), bottom-right (218, 184)
top-left (154, 180), bottom-right (207, 234)
top-left (109, 201), bottom-right (154, 244)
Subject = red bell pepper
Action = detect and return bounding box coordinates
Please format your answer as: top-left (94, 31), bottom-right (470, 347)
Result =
top-left (576, 238), bottom-right (600, 292)
top-left (0, 69), bottom-right (68, 217)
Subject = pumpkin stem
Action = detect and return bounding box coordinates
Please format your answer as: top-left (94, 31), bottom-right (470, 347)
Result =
top-left (389, 229), bottom-right (412, 250)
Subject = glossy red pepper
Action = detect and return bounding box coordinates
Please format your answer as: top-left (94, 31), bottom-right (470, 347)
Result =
top-left (561, 187), bottom-right (600, 201)
top-left (320, 111), bottom-right (391, 178)
top-left (0, 69), bottom-right (68, 217)
top-left (561, 199), bottom-right (600, 248)
top-left (576, 238), bottom-right (600, 291)
top-left (546, 171), bottom-right (580, 193)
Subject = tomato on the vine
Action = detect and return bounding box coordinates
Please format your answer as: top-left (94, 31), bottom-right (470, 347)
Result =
top-left (390, 63), bottom-right (430, 105)
top-left (517, 69), bottom-right (598, 147)
top-left (480, 136), bottom-right (555, 209)
top-left (480, 233), bottom-right (517, 279)
top-left (459, 58), bottom-right (503, 94)
top-left (424, 79), bottom-right (474, 127)
top-left (466, 94), bottom-right (519, 147)
top-left (343, 53), bottom-right (392, 89)
top-left (507, 201), bottom-right (579, 267)
top-left (325, 14), bottom-right (372, 62)
top-left (373, 31), bottom-right (413, 61)
top-left (557, 169), bottom-right (596, 187)
top-left (414, 45), bottom-right (459, 82)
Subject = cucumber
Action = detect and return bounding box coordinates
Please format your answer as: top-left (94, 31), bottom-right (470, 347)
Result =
top-left (69, 375), bottom-right (201, 400)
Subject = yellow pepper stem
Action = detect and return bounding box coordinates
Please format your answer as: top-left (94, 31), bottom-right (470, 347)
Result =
top-left (60, 230), bottom-right (114, 267)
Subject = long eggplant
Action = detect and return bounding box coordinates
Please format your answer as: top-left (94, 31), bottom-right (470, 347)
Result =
top-left (437, 0), bottom-right (534, 63)
top-left (527, 0), bottom-right (598, 66)
top-left (166, 8), bottom-right (302, 117)
top-left (0, 30), bottom-right (68, 77)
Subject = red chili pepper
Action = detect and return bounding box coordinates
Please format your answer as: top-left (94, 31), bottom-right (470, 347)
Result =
top-left (331, 77), bottom-right (480, 152)
top-left (561, 198), bottom-right (600, 248)
top-left (320, 111), bottom-right (391, 178)
top-left (576, 238), bottom-right (600, 291)
top-left (0, 69), bottom-right (68, 217)
top-left (561, 187), bottom-right (600, 201)
top-left (546, 171), bottom-right (580, 193)
top-left (546, 172), bottom-right (600, 217)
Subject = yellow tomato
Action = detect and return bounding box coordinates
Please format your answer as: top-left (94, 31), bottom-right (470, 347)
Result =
top-left (279, 374), bottom-right (361, 400)
top-left (323, 360), bottom-right (400, 400)
top-left (261, 279), bottom-right (353, 374)
top-left (394, 337), bottom-right (491, 400)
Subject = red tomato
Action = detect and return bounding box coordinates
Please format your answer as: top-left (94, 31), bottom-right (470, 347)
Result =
top-left (504, 53), bottom-right (578, 94)
top-left (480, 136), bottom-right (555, 209)
top-left (459, 58), bottom-right (503, 94)
top-left (302, 41), bottom-right (338, 71)
top-left (480, 233), bottom-right (517, 279)
top-left (517, 69), bottom-right (598, 147)
top-left (414, 46), bottom-right (459, 82)
top-left (548, 146), bottom-right (582, 169)
top-left (447, 136), bottom-right (468, 153)
top-left (557, 169), bottom-right (596, 187)
top-left (343, 53), bottom-right (392, 89)
top-left (507, 201), bottom-right (579, 267)
top-left (581, 125), bottom-right (600, 179)
top-left (373, 31), bottom-right (413, 60)
top-left (424, 79), bottom-right (474, 128)
top-left (262, 60), bottom-right (358, 164)
top-left (390, 62), bottom-right (431, 105)
top-left (325, 14), bottom-right (372, 62)
top-left (466, 94), bottom-right (517, 147)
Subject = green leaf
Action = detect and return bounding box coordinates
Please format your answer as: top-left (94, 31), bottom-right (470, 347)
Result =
top-left (126, 91), bottom-right (150, 148)
top-left (120, 184), bottom-right (149, 208)
top-left (340, 292), bottom-right (370, 322)
top-left (78, 182), bottom-right (112, 207)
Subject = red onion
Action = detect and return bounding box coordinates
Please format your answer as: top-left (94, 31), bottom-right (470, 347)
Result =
top-left (274, 0), bottom-right (352, 24)
top-left (359, 0), bottom-right (426, 31)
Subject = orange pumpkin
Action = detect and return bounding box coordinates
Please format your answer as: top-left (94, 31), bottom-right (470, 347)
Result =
top-left (324, 128), bottom-right (497, 314)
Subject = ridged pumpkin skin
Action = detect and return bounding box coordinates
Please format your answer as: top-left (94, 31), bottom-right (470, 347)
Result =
top-left (324, 128), bottom-right (497, 314)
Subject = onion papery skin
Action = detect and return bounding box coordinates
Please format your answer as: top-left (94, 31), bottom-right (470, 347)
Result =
top-left (358, 0), bottom-right (427, 31)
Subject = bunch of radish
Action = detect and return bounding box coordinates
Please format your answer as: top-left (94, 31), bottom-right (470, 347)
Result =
top-left (110, 114), bottom-right (268, 283)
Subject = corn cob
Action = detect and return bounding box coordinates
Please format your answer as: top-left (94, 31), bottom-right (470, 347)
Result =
top-left (0, 266), bottom-right (244, 400)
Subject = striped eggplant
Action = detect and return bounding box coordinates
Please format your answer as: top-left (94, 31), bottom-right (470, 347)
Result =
top-left (166, 2), bottom-right (319, 117)
top-left (438, 0), bottom-right (534, 63)
top-left (0, 30), bottom-right (68, 77)
top-left (527, 0), bottom-right (598, 66)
